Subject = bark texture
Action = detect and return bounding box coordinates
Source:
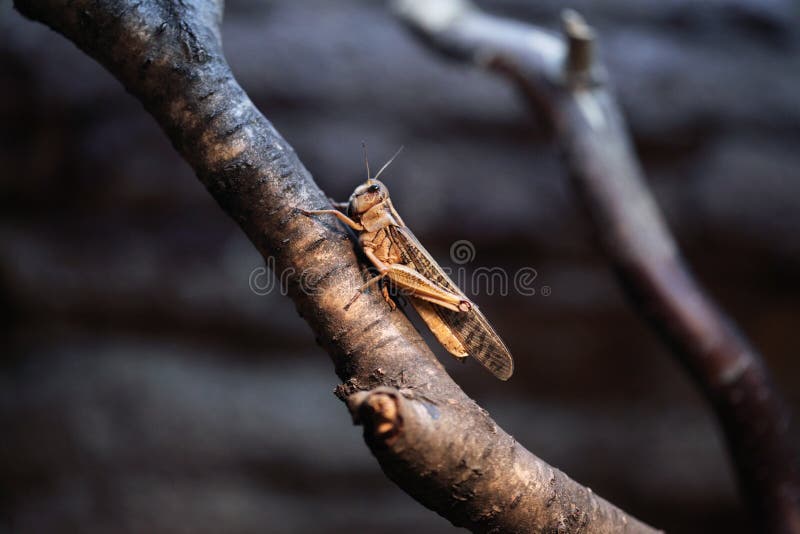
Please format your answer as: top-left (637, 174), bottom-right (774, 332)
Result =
top-left (12, 0), bottom-right (660, 531)
top-left (393, 1), bottom-right (800, 532)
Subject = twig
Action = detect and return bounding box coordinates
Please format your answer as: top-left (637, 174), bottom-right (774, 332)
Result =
top-left (393, 0), bottom-right (800, 532)
top-left (13, 0), bottom-right (660, 531)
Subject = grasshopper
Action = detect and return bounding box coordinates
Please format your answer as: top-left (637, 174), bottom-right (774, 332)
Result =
top-left (301, 147), bottom-right (514, 381)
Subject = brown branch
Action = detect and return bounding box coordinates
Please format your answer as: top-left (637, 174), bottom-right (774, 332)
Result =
top-left (12, 0), bottom-right (660, 531)
top-left (393, 1), bottom-right (800, 532)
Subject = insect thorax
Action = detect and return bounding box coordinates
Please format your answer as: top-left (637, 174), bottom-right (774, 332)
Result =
top-left (362, 226), bottom-right (404, 265)
top-left (358, 201), bottom-right (399, 233)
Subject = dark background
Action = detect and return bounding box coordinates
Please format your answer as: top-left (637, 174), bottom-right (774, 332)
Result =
top-left (2, 0), bottom-right (799, 532)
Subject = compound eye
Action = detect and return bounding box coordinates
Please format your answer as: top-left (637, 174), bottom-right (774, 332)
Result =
top-left (367, 184), bottom-right (381, 193)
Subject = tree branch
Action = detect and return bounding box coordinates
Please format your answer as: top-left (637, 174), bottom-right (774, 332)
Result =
top-left (393, 0), bottom-right (800, 532)
top-left (12, 0), bottom-right (660, 531)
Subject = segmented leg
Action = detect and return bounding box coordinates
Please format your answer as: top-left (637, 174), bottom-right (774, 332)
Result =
top-left (343, 272), bottom-right (385, 310)
top-left (364, 248), bottom-right (471, 312)
top-left (300, 208), bottom-right (364, 231)
top-left (380, 279), bottom-right (397, 311)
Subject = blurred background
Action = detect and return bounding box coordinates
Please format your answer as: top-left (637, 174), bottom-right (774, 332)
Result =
top-left (2, 0), bottom-right (799, 532)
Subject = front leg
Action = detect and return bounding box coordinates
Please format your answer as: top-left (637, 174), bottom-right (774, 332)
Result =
top-left (300, 208), bottom-right (364, 231)
top-left (328, 198), bottom-right (350, 211)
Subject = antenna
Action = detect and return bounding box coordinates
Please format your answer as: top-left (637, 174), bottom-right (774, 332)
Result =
top-left (362, 141), bottom-right (372, 184)
top-left (373, 146), bottom-right (404, 181)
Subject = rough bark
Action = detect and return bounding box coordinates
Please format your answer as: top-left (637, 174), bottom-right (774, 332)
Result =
top-left (393, 1), bottom-right (800, 532)
top-left (12, 0), bottom-right (660, 531)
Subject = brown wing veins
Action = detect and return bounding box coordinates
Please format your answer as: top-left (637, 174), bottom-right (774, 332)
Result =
top-left (389, 225), bottom-right (514, 380)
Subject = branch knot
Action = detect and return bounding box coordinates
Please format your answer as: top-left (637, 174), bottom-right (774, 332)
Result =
top-left (347, 387), bottom-right (404, 446)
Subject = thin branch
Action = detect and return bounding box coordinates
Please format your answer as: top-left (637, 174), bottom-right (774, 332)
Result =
top-left (393, 0), bottom-right (800, 532)
top-left (12, 0), bottom-right (660, 531)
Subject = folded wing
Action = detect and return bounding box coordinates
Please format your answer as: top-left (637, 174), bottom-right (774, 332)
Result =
top-left (389, 225), bottom-right (514, 380)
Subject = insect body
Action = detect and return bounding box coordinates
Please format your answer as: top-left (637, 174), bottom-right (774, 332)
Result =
top-left (302, 148), bottom-right (514, 380)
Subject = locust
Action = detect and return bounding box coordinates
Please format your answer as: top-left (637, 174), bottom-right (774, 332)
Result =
top-left (301, 147), bottom-right (514, 381)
